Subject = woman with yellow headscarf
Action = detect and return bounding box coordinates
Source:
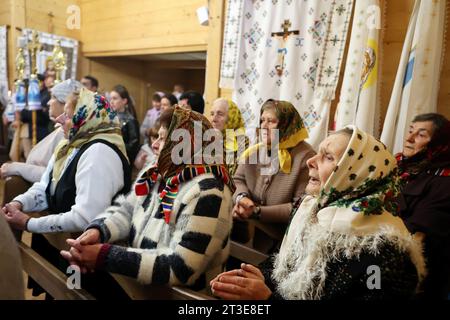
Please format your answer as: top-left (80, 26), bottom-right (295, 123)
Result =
top-left (209, 98), bottom-right (248, 176)
top-left (232, 100), bottom-right (316, 252)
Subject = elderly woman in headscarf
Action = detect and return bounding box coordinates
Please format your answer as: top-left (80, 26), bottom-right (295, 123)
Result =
top-left (2, 88), bottom-right (131, 298)
top-left (232, 99), bottom-right (315, 252)
top-left (3, 88), bottom-right (130, 234)
top-left (61, 106), bottom-right (235, 293)
top-left (0, 79), bottom-right (80, 184)
top-left (211, 126), bottom-right (425, 300)
top-left (209, 98), bottom-right (248, 176)
top-left (395, 113), bottom-right (450, 299)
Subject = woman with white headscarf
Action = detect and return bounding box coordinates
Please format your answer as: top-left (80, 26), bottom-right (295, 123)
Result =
top-left (211, 126), bottom-right (425, 300)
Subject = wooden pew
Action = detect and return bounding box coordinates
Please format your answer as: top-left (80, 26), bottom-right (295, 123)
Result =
top-left (19, 242), bottom-right (95, 300)
top-left (229, 240), bottom-right (269, 266)
top-left (19, 241), bottom-right (216, 300)
top-left (110, 274), bottom-right (215, 300)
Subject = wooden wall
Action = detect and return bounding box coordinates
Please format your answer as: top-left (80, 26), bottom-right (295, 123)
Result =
top-left (80, 57), bottom-right (206, 123)
top-left (80, 0), bottom-right (209, 57)
top-left (0, 0), bottom-right (10, 26)
top-left (143, 61), bottom-right (205, 95)
top-left (23, 0), bottom-right (81, 39)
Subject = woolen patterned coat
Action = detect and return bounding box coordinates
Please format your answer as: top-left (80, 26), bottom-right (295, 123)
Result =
top-left (88, 173), bottom-right (233, 291)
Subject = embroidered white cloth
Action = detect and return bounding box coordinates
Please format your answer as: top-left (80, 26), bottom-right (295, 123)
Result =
top-left (220, 0), bottom-right (353, 148)
top-left (381, 0), bottom-right (446, 153)
top-left (219, 0), bottom-right (245, 89)
top-left (334, 0), bottom-right (381, 136)
top-left (0, 26), bottom-right (8, 107)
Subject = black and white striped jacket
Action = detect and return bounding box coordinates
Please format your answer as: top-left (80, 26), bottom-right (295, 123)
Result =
top-left (88, 173), bottom-right (233, 291)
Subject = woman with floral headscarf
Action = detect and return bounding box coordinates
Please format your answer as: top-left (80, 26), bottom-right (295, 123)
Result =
top-left (3, 87), bottom-right (130, 234)
top-left (210, 98), bottom-right (248, 176)
top-left (232, 100), bottom-right (315, 252)
top-left (396, 113), bottom-right (450, 299)
top-left (3, 88), bottom-right (131, 299)
top-left (61, 106), bottom-right (235, 293)
top-left (211, 126), bottom-right (425, 300)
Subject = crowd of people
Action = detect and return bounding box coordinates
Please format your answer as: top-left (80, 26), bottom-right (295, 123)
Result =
top-left (0, 71), bottom-right (449, 300)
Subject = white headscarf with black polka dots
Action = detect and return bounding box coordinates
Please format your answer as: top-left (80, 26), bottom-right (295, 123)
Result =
top-left (272, 126), bottom-right (426, 299)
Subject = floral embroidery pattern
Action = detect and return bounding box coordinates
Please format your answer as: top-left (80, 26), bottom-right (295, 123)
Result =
top-left (320, 170), bottom-right (400, 215)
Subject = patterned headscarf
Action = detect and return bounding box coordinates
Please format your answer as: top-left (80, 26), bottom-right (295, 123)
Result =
top-left (294, 125), bottom-right (407, 234)
top-left (241, 100), bottom-right (309, 173)
top-left (273, 126), bottom-right (424, 299)
top-left (52, 88), bottom-right (128, 184)
top-left (223, 99), bottom-right (246, 152)
top-left (135, 106), bottom-right (235, 223)
top-left (157, 106), bottom-right (214, 178)
top-left (397, 118), bottom-right (450, 180)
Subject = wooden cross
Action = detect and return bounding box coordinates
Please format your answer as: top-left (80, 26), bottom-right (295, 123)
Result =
top-left (271, 19), bottom-right (299, 76)
top-left (27, 30), bottom-right (42, 75)
top-left (48, 11), bottom-right (55, 34)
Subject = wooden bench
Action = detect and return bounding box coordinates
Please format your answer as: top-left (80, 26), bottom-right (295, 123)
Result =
top-left (229, 240), bottom-right (269, 266)
top-left (19, 239), bottom-right (215, 300)
top-left (19, 242), bottom-right (94, 300)
top-left (19, 231), bottom-right (272, 299)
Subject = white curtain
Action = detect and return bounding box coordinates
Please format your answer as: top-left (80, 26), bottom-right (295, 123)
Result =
top-left (0, 26), bottom-right (8, 107)
top-left (381, 0), bottom-right (446, 153)
top-left (220, 0), bottom-right (354, 149)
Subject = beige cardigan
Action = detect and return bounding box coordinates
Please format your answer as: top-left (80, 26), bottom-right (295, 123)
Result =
top-left (233, 141), bottom-right (316, 224)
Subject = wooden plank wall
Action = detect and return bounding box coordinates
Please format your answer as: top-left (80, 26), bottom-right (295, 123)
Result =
top-left (24, 0), bottom-right (81, 40)
top-left (0, 0), bottom-right (10, 26)
top-left (80, 0), bottom-right (208, 57)
top-left (80, 57), bottom-right (206, 123)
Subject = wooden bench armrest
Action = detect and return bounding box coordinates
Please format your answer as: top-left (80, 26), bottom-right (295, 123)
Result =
top-left (110, 273), bottom-right (216, 300)
top-left (19, 242), bottom-right (95, 300)
top-left (249, 220), bottom-right (285, 241)
top-left (230, 240), bottom-right (269, 266)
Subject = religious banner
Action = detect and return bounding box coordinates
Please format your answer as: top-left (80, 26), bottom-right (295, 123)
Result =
top-left (334, 0), bottom-right (381, 136)
top-left (381, 0), bottom-right (446, 153)
top-left (0, 26), bottom-right (8, 108)
top-left (21, 28), bottom-right (78, 80)
top-left (224, 0), bottom-right (353, 148)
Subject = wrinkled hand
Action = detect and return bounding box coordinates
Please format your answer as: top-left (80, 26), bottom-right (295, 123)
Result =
top-left (60, 239), bottom-right (102, 273)
top-left (0, 163), bottom-right (12, 179)
top-left (77, 228), bottom-right (101, 246)
top-left (210, 264), bottom-right (265, 285)
top-left (210, 264), bottom-right (271, 300)
top-left (3, 202), bottom-right (29, 230)
top-left (233, 197), bottom-right (254, 220)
